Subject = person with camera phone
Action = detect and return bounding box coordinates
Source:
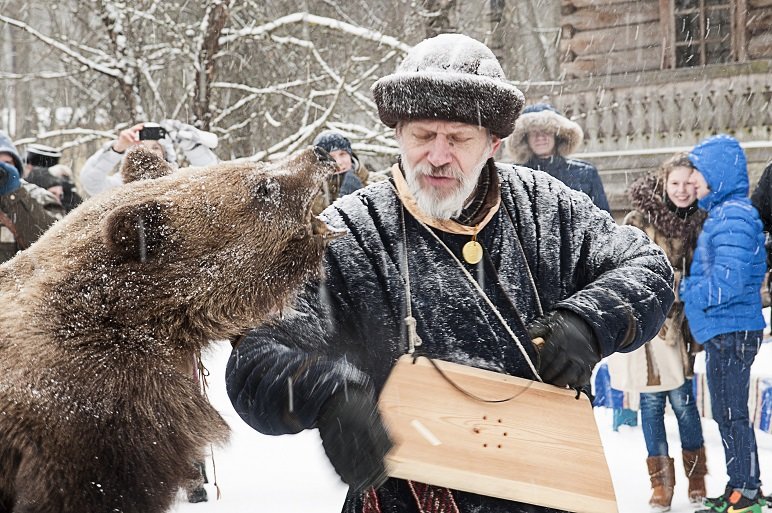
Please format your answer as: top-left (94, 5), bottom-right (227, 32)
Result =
top-left (79, 120), bottom-right (219, 197)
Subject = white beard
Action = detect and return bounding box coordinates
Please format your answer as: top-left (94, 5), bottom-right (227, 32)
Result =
top-left (403, 151), bottom-right (490, 220)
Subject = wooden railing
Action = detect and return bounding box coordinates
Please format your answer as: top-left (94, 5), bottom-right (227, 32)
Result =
top-left (517, 61), bottom-right (772, 216)
top-left (519, 61), bottom-right (772, 153)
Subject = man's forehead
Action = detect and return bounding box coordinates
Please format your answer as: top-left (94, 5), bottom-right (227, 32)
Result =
top-left (405, 120), bottom-right (486, 135)
top-left (0, 152), bottom-right (14, 163)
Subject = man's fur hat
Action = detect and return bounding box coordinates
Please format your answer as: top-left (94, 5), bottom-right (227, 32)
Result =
top-left (372, 34), bottom-right (524, 138)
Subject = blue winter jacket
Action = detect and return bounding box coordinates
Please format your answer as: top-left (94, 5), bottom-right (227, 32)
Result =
top-left (679, 135), bottom-right (766, 343)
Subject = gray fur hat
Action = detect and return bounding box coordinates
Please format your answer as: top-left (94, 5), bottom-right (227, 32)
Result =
top-left (505, 103), bottom-right (584, 162)
top-left (372, 34), bottom-right (525, 138)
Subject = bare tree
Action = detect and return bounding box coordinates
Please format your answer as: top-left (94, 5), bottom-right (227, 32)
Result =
top-left (0, 0), bottom-right (560, 167)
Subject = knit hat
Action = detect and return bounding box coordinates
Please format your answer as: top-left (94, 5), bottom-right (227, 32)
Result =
top-left (313, 131), bottom-right (353, 157)
top-left (372, 33), bottom-right (525, 138)
top-left (25, 143), bottom-right (61, 168)
top-left (0, 131), bottom-right (23, 174)
top-left (26, 167), bottom-right (63, 191)
top-left (505, 102), bottom-right (584, 162)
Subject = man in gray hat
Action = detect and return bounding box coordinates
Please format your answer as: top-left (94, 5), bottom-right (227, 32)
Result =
top-left (226, 34), bottom-right (674, 513)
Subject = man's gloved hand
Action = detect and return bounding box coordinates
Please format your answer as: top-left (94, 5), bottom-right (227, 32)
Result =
top-left (0, 162), bottom-right (21, 196)
top-left (160, 119), bottom-right (218, 151)
top-left (317, 387), bottom-right (393, 494)
top-left (527, 309), bottom-right (602, 388)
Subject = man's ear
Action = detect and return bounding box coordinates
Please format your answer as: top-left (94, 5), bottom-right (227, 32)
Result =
top-left (490, 135), bottom-right (502, 157)
top-left (102, 201), bottom-right (173, 262)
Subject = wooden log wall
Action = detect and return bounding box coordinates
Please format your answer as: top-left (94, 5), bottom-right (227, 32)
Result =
top-left (561, 0), bottom-right (772, 78)
top-left (560, 0), bottom-right (663, 78)
top-left (748, 0), bottom-right (772, 59)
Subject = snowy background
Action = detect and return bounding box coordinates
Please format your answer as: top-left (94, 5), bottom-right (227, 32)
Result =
top-left (171, 325), bottom-right (772, 513)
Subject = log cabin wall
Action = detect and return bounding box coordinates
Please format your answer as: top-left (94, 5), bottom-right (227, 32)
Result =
top-left (517, 0), bottom-right (772, 219)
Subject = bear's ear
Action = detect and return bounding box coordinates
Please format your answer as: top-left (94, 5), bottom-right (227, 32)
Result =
top-left (102, 201), bottom-right (173, 262)
top-left (120, 146), bottom-right (174, 184)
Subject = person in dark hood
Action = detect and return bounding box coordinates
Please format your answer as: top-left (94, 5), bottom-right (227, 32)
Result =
top-left (607, 153), bottom-right (708, 511)
top-left (311, 130), bottom-right (369, 215)
top-left (750, 160), bottom-right (772, 322)
top-left (505, 103), bottom-right (610, 212)
top-left (0, 131), bottom-right (64, 263)
top-left (226, 33), bottom-right (674, 513)
top-left (680, 135), bottom-right (766, 513)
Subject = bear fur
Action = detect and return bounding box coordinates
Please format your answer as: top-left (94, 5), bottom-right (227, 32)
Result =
top-left (0, 147), bottom-right (339, 513)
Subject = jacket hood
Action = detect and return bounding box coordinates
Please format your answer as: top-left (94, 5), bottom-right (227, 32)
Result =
top-left (0, 131), bottom-right (24, 174)
top-left (689, 134), bottom-right (748, 210)
top-left (505, 103), bottom-right (584, 163)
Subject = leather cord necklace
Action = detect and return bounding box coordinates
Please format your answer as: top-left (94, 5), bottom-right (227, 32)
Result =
top-left (391, 164), bottom-right (497, 265)
top-left (389, 176), bottom-right (543, 383)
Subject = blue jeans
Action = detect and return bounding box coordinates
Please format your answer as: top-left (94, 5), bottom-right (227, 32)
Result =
top-left (640, 378), bottom-right (704, 457)
top-left (704, 330), bottom-right (763, 491)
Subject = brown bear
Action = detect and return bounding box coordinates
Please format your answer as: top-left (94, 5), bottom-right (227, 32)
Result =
top-left (0, 146), bottom-right (340, 513)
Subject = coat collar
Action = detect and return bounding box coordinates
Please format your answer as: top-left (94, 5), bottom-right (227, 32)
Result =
top-left (390, 163), bottom-right (500, 236)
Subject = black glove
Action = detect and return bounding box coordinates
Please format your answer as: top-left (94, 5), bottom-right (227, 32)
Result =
top-left (317, 387), bottom-right (393, 494)
top-left (527, 309), bottom-right (602, 388)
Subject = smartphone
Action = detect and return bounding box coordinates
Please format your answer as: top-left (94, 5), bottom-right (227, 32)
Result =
top-left (138, 125), bottom-right (167, 141)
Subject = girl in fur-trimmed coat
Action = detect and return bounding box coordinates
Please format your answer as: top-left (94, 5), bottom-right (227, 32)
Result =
top-left (608, 153), bottom-right (707, 512)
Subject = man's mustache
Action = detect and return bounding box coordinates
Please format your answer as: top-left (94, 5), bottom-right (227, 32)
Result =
top-left (415, 164), bottom-right (462, 180)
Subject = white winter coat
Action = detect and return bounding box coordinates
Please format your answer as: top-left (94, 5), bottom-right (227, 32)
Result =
top-left (79, 142), bottom-right (218, 197)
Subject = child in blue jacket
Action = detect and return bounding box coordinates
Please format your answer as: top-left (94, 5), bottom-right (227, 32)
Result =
top-left (680, 134), bottom-right (767, 513)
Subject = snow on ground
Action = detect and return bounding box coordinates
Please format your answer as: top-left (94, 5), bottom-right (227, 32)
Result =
top-left (172, 335), bottom-right (772, 513)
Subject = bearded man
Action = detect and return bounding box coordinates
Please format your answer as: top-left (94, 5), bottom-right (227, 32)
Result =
top-left (226, 34), bottom-right (674, 513)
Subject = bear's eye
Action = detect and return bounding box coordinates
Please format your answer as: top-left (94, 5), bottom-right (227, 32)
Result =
top-left (254, 179), bottom-right (279, 197)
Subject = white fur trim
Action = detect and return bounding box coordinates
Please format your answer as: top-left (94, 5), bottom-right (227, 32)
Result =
top-left (504, 109), bottom-right (584, 163)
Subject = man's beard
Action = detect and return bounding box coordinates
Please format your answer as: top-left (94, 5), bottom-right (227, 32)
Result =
top-left (403, 152), bottom-right (490, 220)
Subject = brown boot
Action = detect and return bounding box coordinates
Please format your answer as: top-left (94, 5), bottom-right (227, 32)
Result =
top-left (682, 447), bottom-right (707, 504)
top-left (647, 456), bottom-right (675, 512)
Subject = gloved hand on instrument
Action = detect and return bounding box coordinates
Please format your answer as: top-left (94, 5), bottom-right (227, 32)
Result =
top-left (527, 309), bottom-right (602, 388)
top-left (316, 386), bottom-right (393, 494)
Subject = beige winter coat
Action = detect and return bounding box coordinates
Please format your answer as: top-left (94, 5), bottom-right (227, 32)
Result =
top-left (608, 208), bottom-right (702, 395)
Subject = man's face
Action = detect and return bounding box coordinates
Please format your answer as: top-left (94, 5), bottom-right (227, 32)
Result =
top-left (687, 168), bottom-right (710, 199)
top-left (329, 149), bottom-right (353, 174)
top-left (526, 130), bottom-right (556, 158)
top-left (139, 140), bottom-right (165, 160)
top-left (397, 120), bottom-right (500, 219)
top-left (0, 152), bottom-right (16, 168)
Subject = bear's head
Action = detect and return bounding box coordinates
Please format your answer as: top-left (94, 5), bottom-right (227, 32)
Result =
top-left (1, 146), bottom-right (342, 353)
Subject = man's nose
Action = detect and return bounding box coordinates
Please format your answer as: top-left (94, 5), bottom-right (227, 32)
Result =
top-left (426, 137), bottom-right (453, 167)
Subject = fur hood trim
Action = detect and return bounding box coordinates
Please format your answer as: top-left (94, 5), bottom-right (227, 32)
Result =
top-left (626, 172), bottom-right (706, 242)
top-left (505, 106), bottom-right (584, 162)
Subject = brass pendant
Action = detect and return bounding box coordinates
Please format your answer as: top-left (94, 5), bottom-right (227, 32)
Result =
top-left (462, 240), bottom-right (483, 264)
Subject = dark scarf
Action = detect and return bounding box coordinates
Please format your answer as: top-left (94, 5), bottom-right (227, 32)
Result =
top-left (664, 195), bottom-right (699, 220)
top-left (454, 159), bottom-right (500, 226)
top-left (627, 172), bottom-right (706, 246)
